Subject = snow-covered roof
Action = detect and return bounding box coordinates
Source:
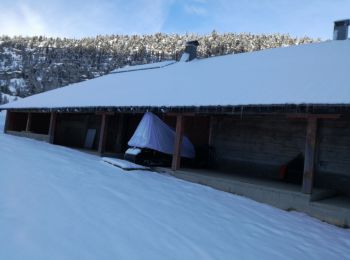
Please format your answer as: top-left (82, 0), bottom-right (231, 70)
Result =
top-left (111, 60), bottom-right (176, 73)
top-left (1, 40), bottom-right (350, 111)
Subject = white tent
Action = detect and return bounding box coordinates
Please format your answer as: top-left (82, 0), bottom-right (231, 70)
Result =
top-left (128, 112), bottom-right (195, 158)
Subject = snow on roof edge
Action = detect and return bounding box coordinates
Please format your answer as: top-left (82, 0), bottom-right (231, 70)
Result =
top-left (2, 103), bottom-right (350, 113)
top-left (111, 60), bottom-right (176, 74)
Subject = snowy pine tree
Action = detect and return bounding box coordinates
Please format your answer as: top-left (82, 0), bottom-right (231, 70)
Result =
top-left (2, 95), bottom-right (9, 104)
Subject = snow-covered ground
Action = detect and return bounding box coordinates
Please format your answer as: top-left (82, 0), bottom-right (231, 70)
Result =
top-left (0, 112), bottom-right (350, 260)
top-left (0, 111), bottom-right (5, 130)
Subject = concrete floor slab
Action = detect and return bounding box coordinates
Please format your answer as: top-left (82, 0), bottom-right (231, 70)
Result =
top-left (156, 167), bottom-right (350, 228)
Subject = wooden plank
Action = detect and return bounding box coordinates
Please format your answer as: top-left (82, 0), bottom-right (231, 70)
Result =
top-left (98, 113), bottom-right (108, 155)
top-left (25, 112), bottom-right (32, 132)
top-left (48, 112), bottom-right (57, 144)
top-left (212, 116), bottom-right (306, 166)
top-left (171, 115), bottom-right (184, 171)
top-left (302, 117), bottom-right (318, 194)
top-left (287, 114), bottom-right (340, 120)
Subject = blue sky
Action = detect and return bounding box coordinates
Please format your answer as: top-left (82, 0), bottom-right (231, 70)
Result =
top-left (1, 0), bottom-right (349, 39)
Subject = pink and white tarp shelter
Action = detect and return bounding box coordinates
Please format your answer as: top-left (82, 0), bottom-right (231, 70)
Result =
top-left (128, 112), bottom-right (195, 158)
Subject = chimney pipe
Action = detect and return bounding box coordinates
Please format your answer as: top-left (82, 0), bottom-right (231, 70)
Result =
top-left (333, 19), bottom-right (350, 40)
top-left (180, 40), bottom-right (199, 62)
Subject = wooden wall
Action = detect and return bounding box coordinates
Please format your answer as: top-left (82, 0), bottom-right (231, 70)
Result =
top-left (55, 113), bottom-right (101, 149)
top-left (105, 113), bottom-right (143, 153)
top-left (211, 114), bottom-right (350, 194)
top-left (212, 115), bottom-right (306, 177)
top-left (105, 114), bottom-right (122, 153)
top-left (316, 116), bottom-right (350, 194)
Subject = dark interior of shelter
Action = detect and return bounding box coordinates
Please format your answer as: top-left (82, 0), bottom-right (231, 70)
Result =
top-left (6, 112), bottom-right (28, 132)
top-left (31, 113), bottom-right (51, 134)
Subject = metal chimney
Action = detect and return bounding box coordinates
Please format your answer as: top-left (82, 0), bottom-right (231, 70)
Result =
top-left (180, 40), bottom-right (199, 62)
top-left (333, 19), bottom-right (350, 40)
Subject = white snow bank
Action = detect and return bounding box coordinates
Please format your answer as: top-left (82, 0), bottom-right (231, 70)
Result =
top-left (0, 111), bottom-right (5, 132)
top-left (102, 157), bottom-right (150, 170)
top-left (0, 116), bottom-right (349, 259)
top-left (2, 40), bottom-right (350, 110)
top-left (111, 60), bottom-right (176, 73)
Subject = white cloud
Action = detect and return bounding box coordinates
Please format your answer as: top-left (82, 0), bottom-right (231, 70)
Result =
top-left (184, 4), bottom-right (207, 16)
top-left (0, 3), bottom-right (48, 36)
top-left (0, 0), bottom-right (174, 37)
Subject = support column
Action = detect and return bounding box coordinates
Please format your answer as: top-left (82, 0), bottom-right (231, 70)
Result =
top-left (171, 115), bottom-right (184, 171)
top-left (98, 113), bottom-right (108, 155)
top-left (208, 116), bottom-right (214, 147)
top-left (48, 112), bottom-right (57, 144)
top-left (115, 114), bottom-right (126, 153)
top-left (302, 117), bottom-right (318, 194)
top-left (25, 112), bottom-right (32, 132)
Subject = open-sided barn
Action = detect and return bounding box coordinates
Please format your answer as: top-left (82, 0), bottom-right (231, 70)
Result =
top-left (1, 36), bottom-right (350, 226)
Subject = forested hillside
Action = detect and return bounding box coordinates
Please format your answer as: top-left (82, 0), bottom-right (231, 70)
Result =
top-left (0, 32), bottom-right (316, 103)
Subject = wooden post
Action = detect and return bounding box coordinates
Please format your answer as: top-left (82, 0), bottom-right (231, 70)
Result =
top-left (288, 114), bottom-right (340, 194)
top-left (48, 112), bottom-right (57, 144)
top-left (115, 114), bottom-right (126, 153)
top-left (171, 115), bottom-right (184, 171)
top-left (25, 112), bottom-right (32, 132)
top-left (208, 116), bottom-right (214, 147)
top-left (98, 113), bottom-right (108, 155)
top-left (302, 117), bottom-right (318, 194)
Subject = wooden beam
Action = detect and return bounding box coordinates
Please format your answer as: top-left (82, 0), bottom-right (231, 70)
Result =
top-left (302, 117), bottom-right (318, 194)
top-left (167, 112), bottom-right (195, 117)
top-left (287, 114), bottom-right (340, 120)
top-left (48, 112), bottom-right (57, 144)
top-left (171, 115), bottom-right (184, 171)
top-left (95, 111), bottom-right (115, 115)
top-left (83, 115), bottom-right (90, 143)
top-left (98, 113), bottom-right (108, 155)
top-left (25, 112), bottom-right (32, 132)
